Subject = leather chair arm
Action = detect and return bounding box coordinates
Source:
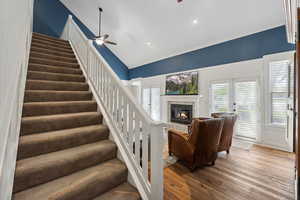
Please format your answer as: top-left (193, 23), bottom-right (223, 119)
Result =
top-left (168, 129), bottom-right (189, 140)
top-left (168, 129), bottom-right (194, 161)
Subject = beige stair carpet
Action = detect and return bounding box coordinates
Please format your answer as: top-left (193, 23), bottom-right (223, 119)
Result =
top-left (12, 32), bottom-right (141, 200)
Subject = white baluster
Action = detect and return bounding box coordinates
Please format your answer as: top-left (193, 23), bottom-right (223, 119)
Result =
top-left (106, 76), bottom-right (111, 112)
top-left (103, 68), bottom-right (107, 104)
top-left (134, 114), bottom-right (141, 166)
top-left (142, 122), bottom-right (149, 181)
top-left (99, 62), bottom-right (103, 97)
top-left (123, 97), bottom-right (128, 142)
top-left (110, 80), bottom-right (114, 113)
top-left (119, 93), bottom-right (123, 132)
top-left (128, 104), bottom-right (134, 154)
top-left (112, 87), bottom-right (118, 121)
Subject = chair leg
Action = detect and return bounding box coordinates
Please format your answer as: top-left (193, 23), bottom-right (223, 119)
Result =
top-left (211, 161), bottom-right (215, 166)
top-left (226, 150), bottom-right (230, 154)
top-left (189, 164), bottom-right (197, 172)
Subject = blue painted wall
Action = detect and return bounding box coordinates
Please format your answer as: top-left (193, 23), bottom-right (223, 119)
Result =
top-left (33, 0), bottom-right (129, 80)
top-left (129, 26), bottom-right (295, 79)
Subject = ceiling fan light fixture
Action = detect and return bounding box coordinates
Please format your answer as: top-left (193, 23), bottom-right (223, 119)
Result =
top-left (95, 39), bottom-right (104, 45)
top-left (93, 7), bottom-right (117, 46)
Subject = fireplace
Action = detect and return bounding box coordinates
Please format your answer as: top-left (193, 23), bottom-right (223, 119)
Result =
top-left (170, 104), bottom-right (193, 124)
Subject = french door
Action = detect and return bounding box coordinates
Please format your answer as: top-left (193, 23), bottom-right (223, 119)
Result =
top-left (210, 79), bottom-right (259, 140)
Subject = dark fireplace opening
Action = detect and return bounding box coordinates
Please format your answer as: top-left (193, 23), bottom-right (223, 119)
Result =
top-left (170, 104), bottom-right (193, 124)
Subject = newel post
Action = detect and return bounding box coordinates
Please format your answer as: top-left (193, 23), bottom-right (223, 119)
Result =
top-left (150, 123), bottom-right (164, 200)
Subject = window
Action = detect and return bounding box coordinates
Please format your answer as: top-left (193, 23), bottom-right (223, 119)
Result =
top-left (211, 83), bottom-right (230, 113)
top-left (269, 60), bottom-right (289, 126)
top-left (142, 88), bottom-right (161, 121)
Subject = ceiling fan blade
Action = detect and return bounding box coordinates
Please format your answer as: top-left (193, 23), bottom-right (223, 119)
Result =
top-left (104, 40), bottom-right (117, 45)
top-left (103, 34), bottom-right (109, 40)
top-left (94, 34), bottom-right (109, 40)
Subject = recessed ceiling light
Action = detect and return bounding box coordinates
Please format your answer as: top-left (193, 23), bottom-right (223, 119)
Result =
top-left (146, 42), bottom-right (152, 46)
top-left (193, 19), bottom-right (198, 24)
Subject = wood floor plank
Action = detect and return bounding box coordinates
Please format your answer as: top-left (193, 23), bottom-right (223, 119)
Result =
top-left (164, 145), bottom-right (295, 200)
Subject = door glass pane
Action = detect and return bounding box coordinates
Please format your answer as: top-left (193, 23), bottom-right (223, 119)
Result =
top-left (142, 88), bottom-right (150, 115)
top-left (235, 81), bottom-right (257, 139)
top-left (151, 88), bottom-right (161, 121)
top-left (271, 92), bottom-right (288, 125)
top-left (270, 60), bottom-right (289, 93)
top-left (211, 83), bottom-right (230, 113)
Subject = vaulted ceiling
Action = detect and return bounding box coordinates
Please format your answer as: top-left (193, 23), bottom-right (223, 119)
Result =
top-left (60, 0), bottom-right (285, 68)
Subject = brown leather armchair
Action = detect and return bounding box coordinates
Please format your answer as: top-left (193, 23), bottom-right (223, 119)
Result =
top-left (211, 113), bottom-right (238, 154)
top-left (168, 118), bottom-right (224, 170)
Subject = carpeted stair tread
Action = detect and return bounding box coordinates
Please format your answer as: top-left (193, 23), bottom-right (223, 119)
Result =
top-left (22, 101), bottom-right (97, 117)
top-left (13, 140), bottom-right (118, 193)
top-left (17, 125), bottom-right (109, 160)
top-left (93, 183), bottom-right (141, 200)
top-left (32, 38), bottom-right (71, 48)
top-left (29, 57), bottom-right (79, 68)
top-left (31, 42), bottom-right (73, 54)
top-left (24, 90), bottom-right (93, 102)
top-left (27, 71), bottom-right (85, 82)
top-left (30, 52), bottom-right (77, 63)
top-left (13, 159), bottom-right (127, 200)
top-left (31, 41), bottom-right (73, 52)
top-left (28, 64), bottom-right (82, 75)
top-left (26, 80), bottom-right (89, 91)
top-left (31, 47), bottom-right (75, 58)
top-left (21, 112), bottom-right (102, 135)
top-left (33, 32), bottom-right (69, 44)
top-left (31, 38), bottom-right (72, 49)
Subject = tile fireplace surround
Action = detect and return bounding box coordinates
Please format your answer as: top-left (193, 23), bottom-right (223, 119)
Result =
top-left (162, 95), bottom-right (202, 132)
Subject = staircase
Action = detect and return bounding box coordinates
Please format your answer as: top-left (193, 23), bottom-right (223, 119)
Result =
top-left (12, 32), bottom-right (141, 200)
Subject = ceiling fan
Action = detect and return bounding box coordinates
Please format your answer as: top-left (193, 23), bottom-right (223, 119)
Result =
top-left (94, 7), bottom-right (117, 46)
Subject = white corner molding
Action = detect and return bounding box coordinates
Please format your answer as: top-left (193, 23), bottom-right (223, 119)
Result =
top-left (283, 0), bottom-right (297, 44)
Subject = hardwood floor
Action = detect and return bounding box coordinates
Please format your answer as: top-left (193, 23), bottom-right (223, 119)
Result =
top-left (164, 145), bottom-right (295, 200)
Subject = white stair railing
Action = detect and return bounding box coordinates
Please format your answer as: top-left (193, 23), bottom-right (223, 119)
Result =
top-left (63, 15), bottom-right (165, 200)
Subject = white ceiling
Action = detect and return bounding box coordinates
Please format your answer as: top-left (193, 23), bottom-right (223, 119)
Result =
top-left (60, 0), bottom-right (285, 69)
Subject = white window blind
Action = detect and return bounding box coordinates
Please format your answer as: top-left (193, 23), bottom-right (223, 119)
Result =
top-left (269, 60), bottom-right (289, 126)
top-left (211, 83), bottom-right (230, 113)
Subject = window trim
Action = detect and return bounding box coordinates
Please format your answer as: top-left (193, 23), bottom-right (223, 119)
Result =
top-left (263, 53), bottom-right (293, 129)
